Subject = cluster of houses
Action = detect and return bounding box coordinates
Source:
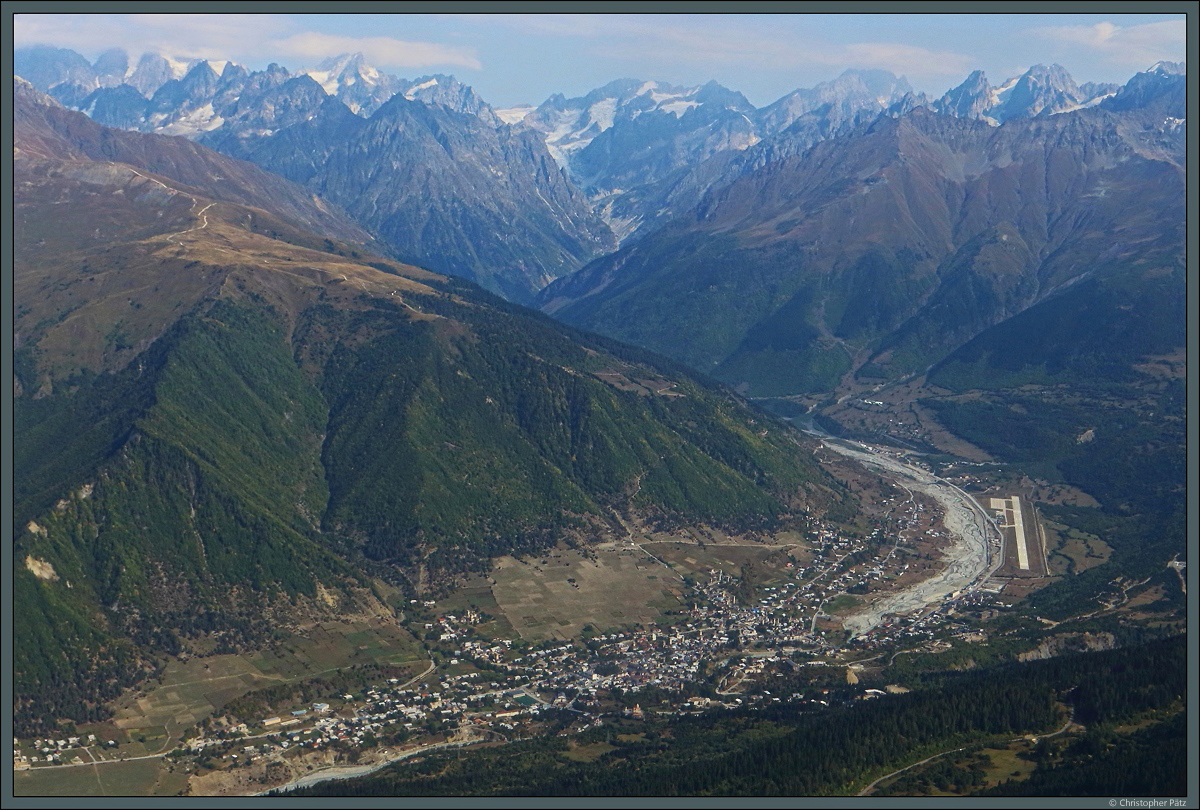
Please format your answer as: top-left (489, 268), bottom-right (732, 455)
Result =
top-left (13, 733), bottom-right (114, 769)
top-left (185, 668), bottom-right (557, 766)
top-left (18, 496), bottom-right (1001, 775)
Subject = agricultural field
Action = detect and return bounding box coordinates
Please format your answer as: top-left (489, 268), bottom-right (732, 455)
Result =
top-left (254, 617), bottom-right (424, 675)
top-left (645, 536), bottom-right (807, 584)
top-left (1043, 518), bottom-right (1112, 576)
top-left (436, 576), bottom-right (502, 615)
top-left (488, 530), bottom-right (812, 641)
top-left (490, 544), bottom-right (688, 641)
top-left (824, 593), bottom-right (863, 615)
top-left (14, 756), bottom-right (189, 798)
top-left (434, 578), bottom-right (519, 640)
top-left (106, 618), bottom-right (424, 741)
top-left (562, 741), bottom-right (618, 762)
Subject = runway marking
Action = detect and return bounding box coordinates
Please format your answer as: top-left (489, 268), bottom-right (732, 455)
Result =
top-left (990, 496), bottom-right (1029, 570)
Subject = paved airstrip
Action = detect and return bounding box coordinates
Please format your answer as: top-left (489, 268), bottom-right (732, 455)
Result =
top-left (991, 496), bottom-right (1029, 570)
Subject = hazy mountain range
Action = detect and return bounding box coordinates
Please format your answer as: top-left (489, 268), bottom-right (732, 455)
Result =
top-left (17, 45), bottom-right (1165, 309)
top-left (11, 44), bottom-right (1186, 752)
top-left (540, 65), bottom-right (1184, 396)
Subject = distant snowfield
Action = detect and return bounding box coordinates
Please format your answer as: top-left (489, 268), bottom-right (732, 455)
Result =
top-left (495, 104), bottom-right (534, 125)
top-left (305, 70), bottom-right (340, 95)
top-left (585, 97), bottom-right (618, 133)
top-left (165, 55), bottom-right (193, 80)
top-left (157, 102), bottom-right (224, 136)
top-left (532, 100), bottom-right (621, 170)
top-left (658, 99), bottom-right (700, 118)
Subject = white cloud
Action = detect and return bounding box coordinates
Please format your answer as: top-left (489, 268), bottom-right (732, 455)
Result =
top-left (14, 14), bottom-right (288, 62)
top-left (473, 13), bottom-right (971, 84)
top-left (1027, 19), bottom-right (1186, 68)
top-left (841, 42), bottom-right (974, 82)
top-left (269, 32), bottom-right (480, 71)
top-left (466, 14), bottom-right (805, 69)
top-left (14, 14), bottom-right (480, 72)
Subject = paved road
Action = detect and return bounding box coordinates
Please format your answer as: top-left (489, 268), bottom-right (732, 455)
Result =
top-left (265, 736), bottom-right (484, 794)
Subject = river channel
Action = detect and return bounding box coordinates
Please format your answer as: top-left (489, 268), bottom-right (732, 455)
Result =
top-left (800, 427), bottom-right (1001, 637)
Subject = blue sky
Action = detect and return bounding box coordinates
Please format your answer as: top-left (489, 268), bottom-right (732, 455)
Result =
top-left (13, 11), bottom-right (1189, 108)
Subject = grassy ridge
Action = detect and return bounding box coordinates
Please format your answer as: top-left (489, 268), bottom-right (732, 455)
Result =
top-left (928, 267), bottom-right (1185, 391)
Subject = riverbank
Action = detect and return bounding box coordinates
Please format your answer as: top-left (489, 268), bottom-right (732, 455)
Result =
top-left (814, 437), bottom-right (998, 637)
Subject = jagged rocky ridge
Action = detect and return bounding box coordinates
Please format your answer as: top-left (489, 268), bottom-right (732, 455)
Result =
top-left (19, 46), bottom-right (1159, 300)
top-left (537, 63), bottom-right (1186, 396)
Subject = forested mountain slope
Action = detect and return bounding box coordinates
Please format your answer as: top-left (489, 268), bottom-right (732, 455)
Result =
top-left (540, 66), bottom-right (1185, 398)
top-left (13, 83), bottom-right (847, 734)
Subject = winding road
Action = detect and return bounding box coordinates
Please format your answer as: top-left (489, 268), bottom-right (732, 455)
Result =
top-left (857, 704), bottom-right (1077, 796)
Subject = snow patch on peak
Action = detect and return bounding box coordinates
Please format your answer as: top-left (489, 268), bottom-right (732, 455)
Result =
top-left (990, 75), bottom-right (1019, 107)
top-left (585, 97), bottom-right (617, 132)
top-left (1149, 61), bottom-right (1185, 75)
top-left (404, 77), bottom-right (439, 99)
top-left (1054, 92), bottom-right (1116, 115)
top-left (155, 102), bottom-right (223, 136)
top-left (658, 99), bottom-right (700, 118)
top-left (304, 53), bottom-right (385, 95)
top-left (165, 55), bottom-right (194, 79)
top-left (305, 70), bottom-right (338, 95)
top-left (649, 88), bottom-right (689, 105)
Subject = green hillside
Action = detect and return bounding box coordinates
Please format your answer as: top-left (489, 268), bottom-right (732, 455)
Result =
top-left (917, 263), bottom-right (1186, 618)
top-left (12, 90), bottom-right (848, 735)
top-left (14, 256), bottom-right (848, 736)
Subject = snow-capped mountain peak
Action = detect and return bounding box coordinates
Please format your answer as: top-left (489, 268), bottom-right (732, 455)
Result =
top-left (1148, 60), bottom-right (1185, 76)
top-left (935, 64), bottom-right (1119, 124)
top-left (523, 79), bottom-right (754, 172)
top-left (990, 75), bottom-right (1019, 107)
